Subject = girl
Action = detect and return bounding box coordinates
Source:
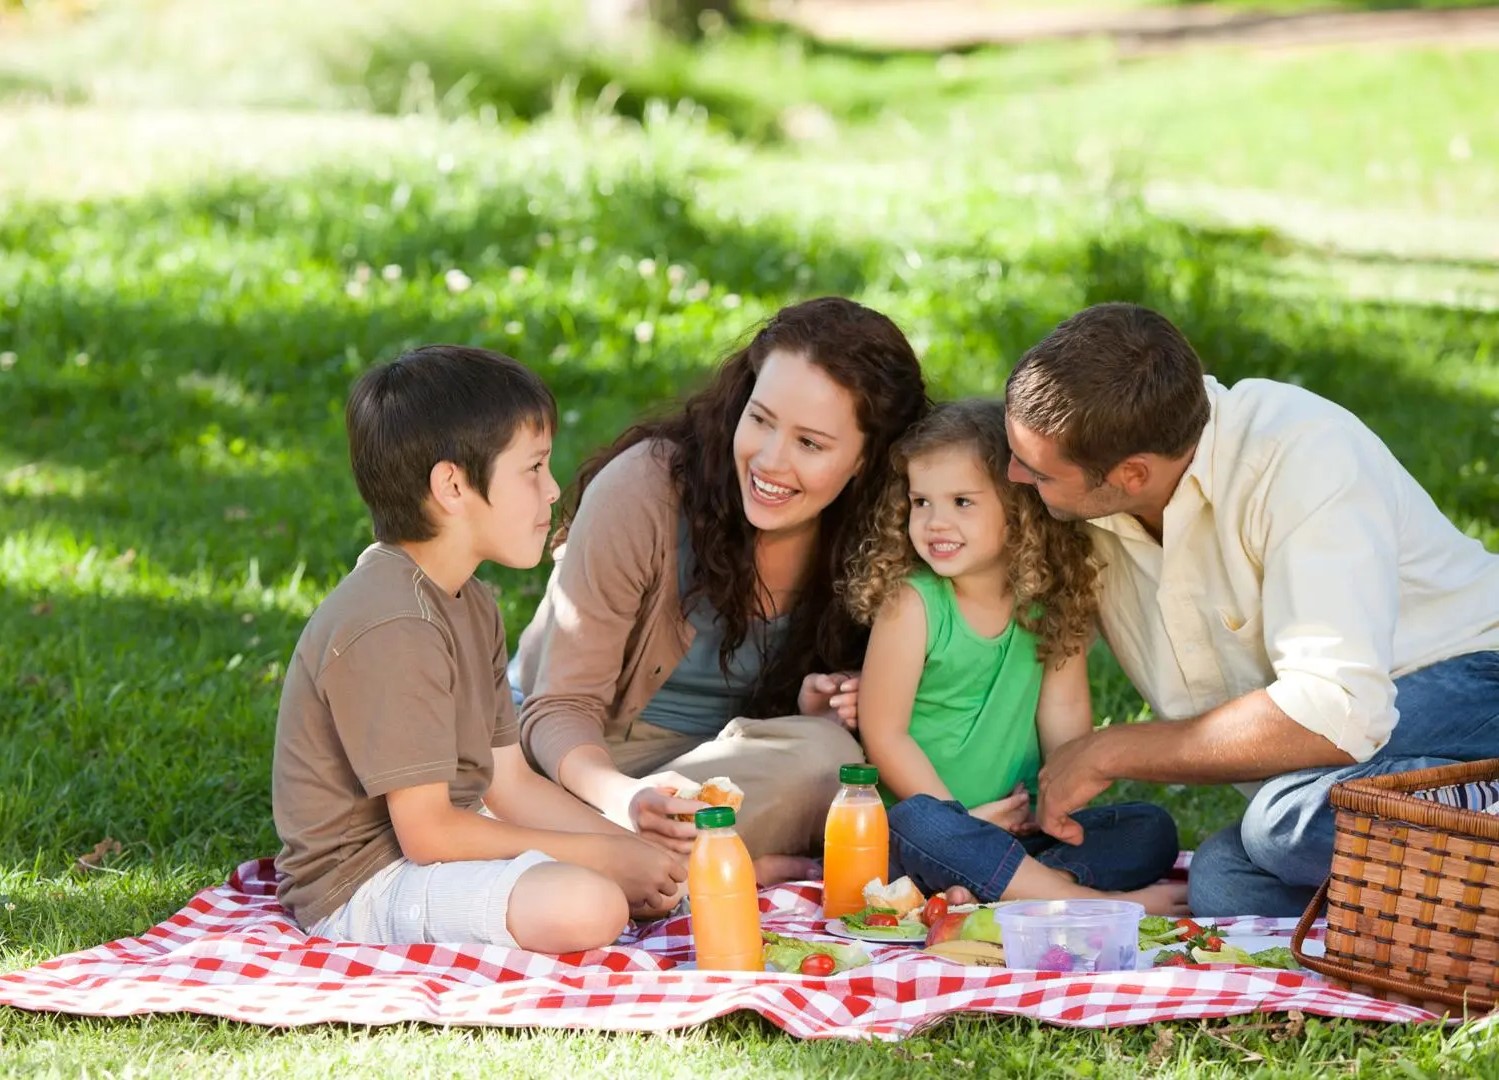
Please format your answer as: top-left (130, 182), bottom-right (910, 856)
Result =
top-left (847, 399), bottom-right (1187, 914)
top-left (513, 297), bottom-right (931, 899)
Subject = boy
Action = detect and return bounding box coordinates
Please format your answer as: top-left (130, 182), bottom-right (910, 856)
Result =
top-left (272, 345), bottom-right (685, 951)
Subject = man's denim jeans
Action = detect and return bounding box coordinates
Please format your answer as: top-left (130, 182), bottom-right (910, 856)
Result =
top-left (1188, 649), bottom-right (1499, 918)
top-left (888, 795), bottom-right (1180, 902)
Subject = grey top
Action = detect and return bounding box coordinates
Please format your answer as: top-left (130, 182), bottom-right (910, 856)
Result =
top-left (638, 519), bottom-right (789, 737)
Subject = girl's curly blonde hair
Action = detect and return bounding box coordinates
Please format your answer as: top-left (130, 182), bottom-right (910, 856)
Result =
top-left (842, 398), bottom-right (1099, 666)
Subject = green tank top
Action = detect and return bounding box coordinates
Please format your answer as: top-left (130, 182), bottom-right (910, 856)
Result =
top-left (899, 568), bottom-right (1044, 808)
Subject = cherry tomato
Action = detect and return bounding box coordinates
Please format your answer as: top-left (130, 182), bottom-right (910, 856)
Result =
top-left (864, 913), bottom-right (900, 927)
top-left (920, 895), bottom-right (949, 927)
top-left (1204, 935), bottom-right (1225, 951)
top-left (1174, 918), bottom-right (1204, 937)
top-left (799, 952), bottom-right (836, 977)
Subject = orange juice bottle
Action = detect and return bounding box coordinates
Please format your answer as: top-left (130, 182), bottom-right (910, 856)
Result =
top-left (688, 806), bottom-right (763, 972)
top-left (822, 763), bottom-right (888, 918)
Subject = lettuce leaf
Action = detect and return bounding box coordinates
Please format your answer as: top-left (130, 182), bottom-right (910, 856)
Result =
top-left (838, 907), bottom-right (927, 940)
top-left (761, 931), bottom-right (871, 973)
top-left (1138, 916), bottom-right (1187, 948)
top-left (1249, 946), bottom-right (1301, 970)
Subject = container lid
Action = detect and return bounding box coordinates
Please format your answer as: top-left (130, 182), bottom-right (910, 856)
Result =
top-left (695, 806), bottom-right (736, 829)
top-left (839, 763), bottom-right (879, 785)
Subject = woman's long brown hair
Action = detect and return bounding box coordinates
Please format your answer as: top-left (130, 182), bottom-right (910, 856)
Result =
top-left (554, 297), bottom-right (930, 716)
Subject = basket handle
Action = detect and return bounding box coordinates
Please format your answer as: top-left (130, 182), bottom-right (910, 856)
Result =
top-left (1290, 878), bottom-right (1329, 966)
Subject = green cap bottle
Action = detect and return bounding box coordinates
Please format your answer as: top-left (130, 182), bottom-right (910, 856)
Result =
top-left (839, 763), bottom-right (878, 785)
top-left (694, 806), bottom-right (736, 829)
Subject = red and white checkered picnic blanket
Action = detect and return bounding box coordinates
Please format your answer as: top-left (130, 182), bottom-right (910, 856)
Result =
top-left (0, 858), bottom-right (1436, 1038)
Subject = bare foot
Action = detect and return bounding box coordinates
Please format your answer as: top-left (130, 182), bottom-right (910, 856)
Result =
top-left (1123, 880), bottom-right (1191, 917)
top-left (943, 885), bottom-right (979, 906)
top-left (754, 854), bottom-right (820, 886)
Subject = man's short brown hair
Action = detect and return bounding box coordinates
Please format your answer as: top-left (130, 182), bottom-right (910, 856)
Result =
top-left (1005, 303), bottom-right (1210, 483)
top-left (345, 345), bottom-right (557, 543)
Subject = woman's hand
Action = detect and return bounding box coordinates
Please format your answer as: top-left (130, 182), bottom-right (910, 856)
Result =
top-left (627, 771), bottom-right (706, 855)
top-left (971, 782), bottom-right (1039, 836)
top-left (798, 670), bottom-right (861, 730)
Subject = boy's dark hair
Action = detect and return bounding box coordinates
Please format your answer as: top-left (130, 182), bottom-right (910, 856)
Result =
top-left (346, 345), bottom-right (557, 543)
top-left (1005, 303), bottom-right (1210, 484)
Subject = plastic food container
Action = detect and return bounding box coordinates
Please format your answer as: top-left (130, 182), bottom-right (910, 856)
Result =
top-left (995, 899), bottom-right (1144, 973)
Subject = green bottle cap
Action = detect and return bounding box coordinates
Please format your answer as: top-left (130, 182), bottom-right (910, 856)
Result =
top-left (839, 763), bottom-right (878, 785)
top-left (695, 806), bottom-right (736, 829)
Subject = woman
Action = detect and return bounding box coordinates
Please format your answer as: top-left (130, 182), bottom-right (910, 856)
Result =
top-left (514, 296), bottom-right (929, 896)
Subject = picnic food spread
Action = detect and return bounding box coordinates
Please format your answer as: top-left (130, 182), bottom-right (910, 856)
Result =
top-left (1140, 917), bottom-right (1301, 970)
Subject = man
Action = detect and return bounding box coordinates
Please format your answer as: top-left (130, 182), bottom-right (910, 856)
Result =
top-left (1002, 302), bottom-right (1499, 917)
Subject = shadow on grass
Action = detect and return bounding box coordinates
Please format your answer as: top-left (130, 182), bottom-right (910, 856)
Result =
top-left (0, 582), bottom-right (291, 870)
top-left (0, 163), bottom-right (878, 585)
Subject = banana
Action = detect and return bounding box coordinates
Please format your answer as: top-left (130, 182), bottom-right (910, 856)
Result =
top-left (922, 940), bottom-right (1007, 966)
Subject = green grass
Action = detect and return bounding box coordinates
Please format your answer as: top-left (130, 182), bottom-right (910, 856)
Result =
top-left (1, 1), bottom-right (1498, 1074)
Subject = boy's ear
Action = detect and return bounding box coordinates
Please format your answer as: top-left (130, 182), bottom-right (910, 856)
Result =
top-left (427, 460), bottom-right (467, 516)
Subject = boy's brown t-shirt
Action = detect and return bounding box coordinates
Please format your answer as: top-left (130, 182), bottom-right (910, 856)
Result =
top-left (271, 543), bottom-right (518, 928)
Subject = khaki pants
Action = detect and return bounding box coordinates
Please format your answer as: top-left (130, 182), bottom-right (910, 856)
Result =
top-left (608, 715), bottom-right (864, 859)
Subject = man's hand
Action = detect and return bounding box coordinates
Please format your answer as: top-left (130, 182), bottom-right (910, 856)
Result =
top-left (580, 833), bottom-right (687, 920)
top-left (1036, 730), bottom-right (1115, 846)
top-left (971, 782), bottom-right (1038, 835)
top-left (628, 771), bottom-right (705, 855)
top-left (798, 670), bottom-right (860, 730)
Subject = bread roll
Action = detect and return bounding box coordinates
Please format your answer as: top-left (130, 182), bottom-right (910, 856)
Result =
top-left (672, 776), bottom-right (745, 822)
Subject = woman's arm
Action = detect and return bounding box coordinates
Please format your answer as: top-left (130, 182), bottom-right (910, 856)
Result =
top-left (517, 446), bottom-right (677, 821)
top-left (857, 585), bottom-right (953, 801)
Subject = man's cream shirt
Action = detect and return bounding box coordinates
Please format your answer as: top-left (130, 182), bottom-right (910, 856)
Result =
top-left (1088, 376), bottom-right (1499, 766)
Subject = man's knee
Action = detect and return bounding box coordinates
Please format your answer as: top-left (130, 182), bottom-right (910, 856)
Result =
top-left (1186, 824), bottom-right (1247, 916)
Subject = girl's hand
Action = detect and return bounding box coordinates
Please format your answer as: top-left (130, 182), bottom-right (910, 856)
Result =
top-left (798, 671), bottom-right (861, 730)
top-left (970, 783), bottom-right (1038, 835)
top-left (627, 771), bottom-right (705, 855)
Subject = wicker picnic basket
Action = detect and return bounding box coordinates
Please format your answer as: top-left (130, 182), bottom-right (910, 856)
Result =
top-left (1290, 759), bottom-right (1499, 1015)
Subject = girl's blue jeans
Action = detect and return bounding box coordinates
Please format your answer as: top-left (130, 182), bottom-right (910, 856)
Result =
top-left (888, 795), bottom-right (1180, 902)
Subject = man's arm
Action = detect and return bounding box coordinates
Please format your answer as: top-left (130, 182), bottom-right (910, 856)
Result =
top-left (1036, 689), bottom-right (1355, 844)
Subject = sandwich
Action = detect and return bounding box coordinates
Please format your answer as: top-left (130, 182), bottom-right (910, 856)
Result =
top-left (862, 875), bottom-right (926, 919)
top-left (673, 776), bottom-right (745, 822)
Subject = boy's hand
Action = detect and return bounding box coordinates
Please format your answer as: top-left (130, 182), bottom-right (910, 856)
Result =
top-left (629, 771), bottom-right (704, 855)
top-left (798, 670), bottom-right (861, 730)
top-left (971, 783), bottom-right (1038, 835)
top-left (584, 834), bottom-right (687, 919)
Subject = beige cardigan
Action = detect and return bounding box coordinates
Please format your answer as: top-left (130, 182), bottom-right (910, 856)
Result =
top-left (517, 441), bottom-right (697, 779)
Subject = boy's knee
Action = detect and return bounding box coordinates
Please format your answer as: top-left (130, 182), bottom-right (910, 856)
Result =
top-left (507, 864), bottom-right (629, 953)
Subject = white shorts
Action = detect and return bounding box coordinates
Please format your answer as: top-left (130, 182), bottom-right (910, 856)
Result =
top-left (310, 849), bottom-right (553, 946)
